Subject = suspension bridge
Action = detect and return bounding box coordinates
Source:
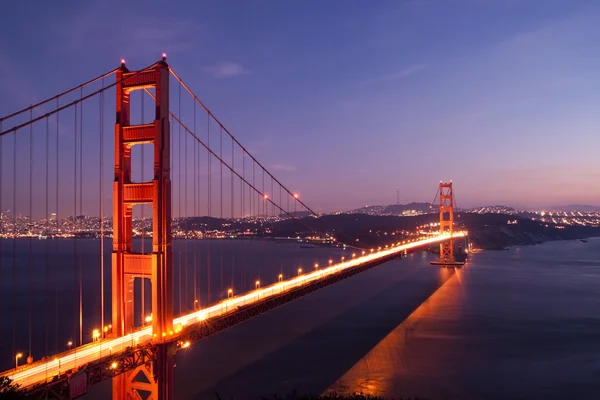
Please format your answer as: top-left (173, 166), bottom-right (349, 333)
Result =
top-left (0, 55), bottom-right (466, 399)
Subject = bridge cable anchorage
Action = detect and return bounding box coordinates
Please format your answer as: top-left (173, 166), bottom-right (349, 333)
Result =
top-left (0, 62), bottom-right (158, 137)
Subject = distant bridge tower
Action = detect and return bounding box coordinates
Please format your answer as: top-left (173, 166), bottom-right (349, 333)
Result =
top-left (112, 56), bottom-right (174, 399)
top-left (439, 181), bottom-right (454, 264)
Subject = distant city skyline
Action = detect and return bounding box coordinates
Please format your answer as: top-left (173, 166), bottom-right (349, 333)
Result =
top-left (1, 0), bottom-right (599, 213)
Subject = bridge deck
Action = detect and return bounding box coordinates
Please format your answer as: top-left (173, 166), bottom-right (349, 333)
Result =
top-left (1, 233), bottom-right (464, 395)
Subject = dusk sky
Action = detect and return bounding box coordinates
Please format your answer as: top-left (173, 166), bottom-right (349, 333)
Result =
top-left (1, 0), bottom-right (599, 213)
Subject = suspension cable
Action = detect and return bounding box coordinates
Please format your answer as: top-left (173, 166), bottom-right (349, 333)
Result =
top-left (0, 68), bottom-right (118, 124)
top-left (168, 68), bottom-right (318, 217)
top-left (0, 62), bottom-right (159, 137)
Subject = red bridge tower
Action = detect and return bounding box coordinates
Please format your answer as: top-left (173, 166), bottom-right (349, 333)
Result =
top-left (439, 181), bottom-right (455, 264)
top-left (112, 56), bottom-right (174, 399)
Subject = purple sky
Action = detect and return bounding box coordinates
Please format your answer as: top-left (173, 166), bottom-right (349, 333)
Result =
top-left (1, 0), bottom-right (599, 214)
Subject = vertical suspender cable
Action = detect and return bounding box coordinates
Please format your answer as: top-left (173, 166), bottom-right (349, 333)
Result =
top-left (12, 129), bottom-right (17, 358)
top-left (100, 79), bottom-right (105, 335)
top-left (219, 126), bottom-right (223, 294)
top-left (207, 114), bottom-right (211, 304)
top-left (73, 103), bottom-right (78, 345)
top-left (28, 109), bottom-right (33, 359)
top-left (79, 87), bottom-right (83, 346)
top-left (44, 117), bottom-right (50, 357)
top-left (0, 121), bottom-right (2, 354)
top-left (231, 137), bottom-right (234, 290)
top-left (241, 152), bottom-right (245, 290)
top-left (184, 97), bottom-right (189, 311)
top-left (178, 83), bottom-right (182, 315)
top-left (141, 90), bottom-right (145, 324)
top-left (193, 101), bottom-right (197, 308)
top-left (55, 99), bottom-right (60, 353)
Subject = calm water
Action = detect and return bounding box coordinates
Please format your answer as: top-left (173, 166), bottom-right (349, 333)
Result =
top-left (0, 238), bottom-right (350, 371)
top-left (3, 238), bottom-right (600, 399)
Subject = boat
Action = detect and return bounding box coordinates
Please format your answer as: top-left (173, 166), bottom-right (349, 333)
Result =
top-left (580, 239), bottom-right (588, 243)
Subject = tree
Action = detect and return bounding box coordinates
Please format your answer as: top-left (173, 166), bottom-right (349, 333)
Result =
top-left (0, 377), bottom-right (26, 399)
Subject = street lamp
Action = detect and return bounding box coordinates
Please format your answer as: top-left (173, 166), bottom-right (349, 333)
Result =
top-left (67, 341), bottom-right (73, 350)
top-left (297, 268), bottom-right (302, 276)
top-left (15, 353), bottom-right (22, 369)
top-left (278, 273), bottom-right (283, 282)
top-left (314, 263), bottom-right (319, 270)
top-left (255, 280), bottom-right (260, 289)
top-left (92, 329), bottom-right (100, 342)
top-left (227, 288), bottom-right (233, 298)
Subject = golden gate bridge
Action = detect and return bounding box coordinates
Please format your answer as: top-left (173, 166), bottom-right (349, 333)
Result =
top-left (0, 55), bottom-right (466, 399)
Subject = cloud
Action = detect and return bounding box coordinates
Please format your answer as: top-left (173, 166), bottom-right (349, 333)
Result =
top-left (268, 164), bottom-right (297, 172)
top-left (207, 62), bottom-right (250, 78)
top-left (361, 64), bottom-right (426, 86)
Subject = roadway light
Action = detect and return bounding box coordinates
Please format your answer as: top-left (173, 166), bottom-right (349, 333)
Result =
top-left (182, 341), bottom-right (190, 349)
top-left (92, 329), bottom-right (100, 342)
top-left (145, 314), bottom-right (152, 323)
top-left (15, 353), bottom-right (22, 369)
top-left (329, 259), bottom-right (332, 265)
top-left (352, 253), bottom-right (356, 258)
top-left (362, 250), bottom-right (365, 255)
top-left (227, 288), bottom-right (233, 298)
top-left (111, 362), bottom-right (118, 369)
top-left (297, 268), bottom-right (302, 276)
top-left (67, 341), bottom-right (73, 350)
top-left (255, 280), bottom-right (260, 289)
top-left (314, 263), bottom-right (319, 269)
top-left (278, 273), bottom-right (283, 282)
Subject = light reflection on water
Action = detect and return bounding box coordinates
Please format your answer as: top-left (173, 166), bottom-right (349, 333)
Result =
top-left (328, 238), bottom-right (600, 400)
top-left (327, 266), bottom-right (464, 397)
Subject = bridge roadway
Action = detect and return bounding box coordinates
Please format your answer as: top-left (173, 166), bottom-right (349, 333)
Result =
top-left (2, 233), bottom-right (465, 392)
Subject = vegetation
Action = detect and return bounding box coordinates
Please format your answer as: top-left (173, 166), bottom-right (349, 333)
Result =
top-left (0, 377), bottom-right (26, 399)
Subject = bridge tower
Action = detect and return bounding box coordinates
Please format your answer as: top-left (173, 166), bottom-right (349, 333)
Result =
top-left (439, 181), bottom-right (454, 264)
top-left (112, 57), bottom-right (174, 399)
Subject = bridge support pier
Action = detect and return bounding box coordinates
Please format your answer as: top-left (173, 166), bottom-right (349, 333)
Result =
top-left (112, 59), bottom-right (173, 399)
